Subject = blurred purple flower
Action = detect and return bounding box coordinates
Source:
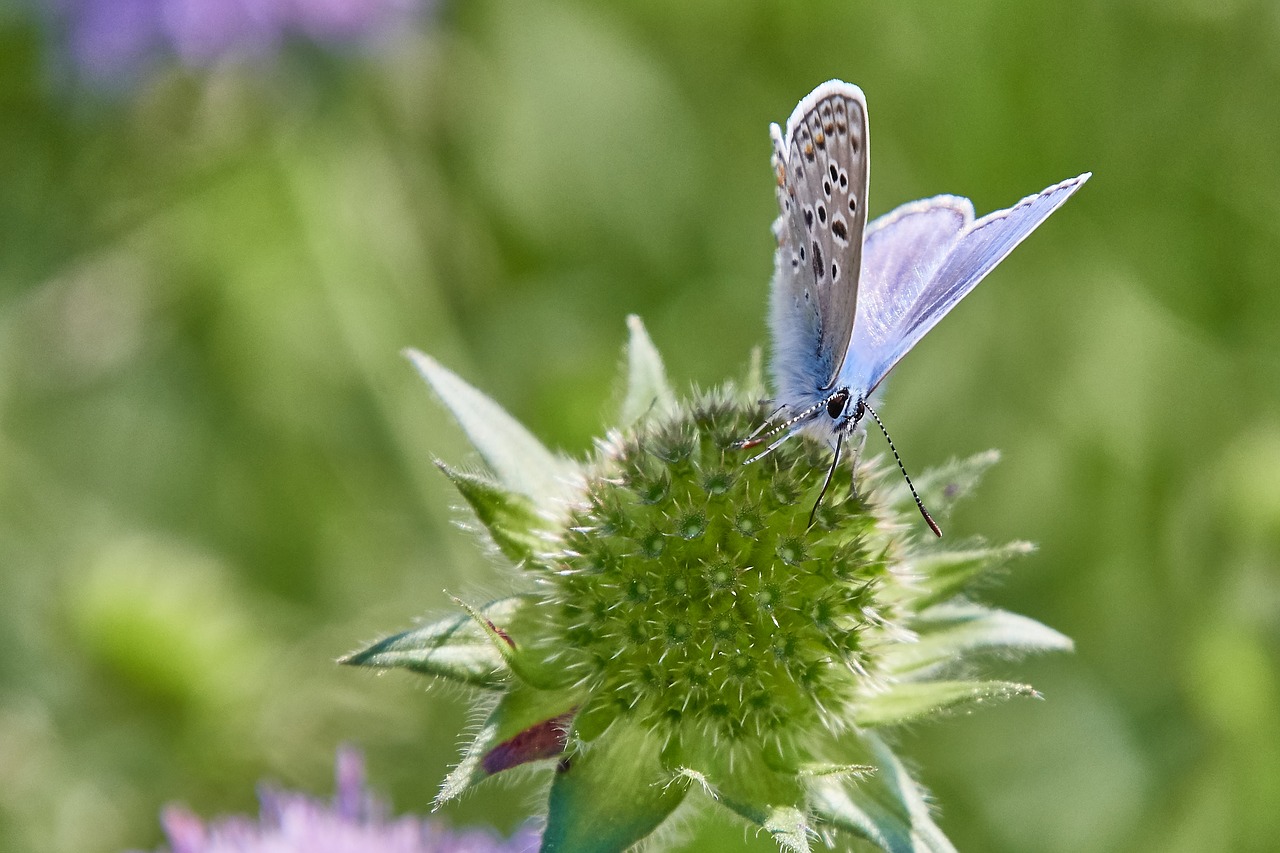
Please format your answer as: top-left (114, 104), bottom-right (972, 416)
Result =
top-left (56, 0), bottom-right (428, 80)
top-left (150, 747), bottom-right (540, 853)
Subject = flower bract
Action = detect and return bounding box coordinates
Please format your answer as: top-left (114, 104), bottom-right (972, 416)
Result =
top-left (343, 317), bottom-right (1071, 853)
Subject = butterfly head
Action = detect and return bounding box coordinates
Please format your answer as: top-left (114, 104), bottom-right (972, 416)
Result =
top-left (823, 388), bottom-right (865, 435)
top-left (736, 387), bottom-right (865, 459)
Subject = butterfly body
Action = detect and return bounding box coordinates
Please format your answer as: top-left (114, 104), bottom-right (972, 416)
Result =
top-left (750, 81), bottom-right (1089, 532)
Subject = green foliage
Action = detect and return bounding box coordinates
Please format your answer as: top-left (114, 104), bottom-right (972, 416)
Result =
top-left (542, 720), bottom-right (691, 853)
top-left (406, 350), bottom-right (578, 503)
top-left (339, 596), bottom-right (528, 687)
top-left (808, 734), bottom-right (956, 853)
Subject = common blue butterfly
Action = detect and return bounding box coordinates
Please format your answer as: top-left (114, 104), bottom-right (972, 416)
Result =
top-left (742, 81), bottom-right (1090, 535)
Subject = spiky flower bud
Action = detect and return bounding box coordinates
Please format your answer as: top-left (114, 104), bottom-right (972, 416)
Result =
top-left (343, 317), bottom-right (1071, 853)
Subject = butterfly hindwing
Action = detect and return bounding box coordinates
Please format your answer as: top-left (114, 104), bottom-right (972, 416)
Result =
top-left (768, 81), bottom-right (869, 411)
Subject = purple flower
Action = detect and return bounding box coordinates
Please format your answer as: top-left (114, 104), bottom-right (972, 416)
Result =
top-left (151, 747), bottom-right (540, 853)
top-left (55, 0), bottom-right (428, 81)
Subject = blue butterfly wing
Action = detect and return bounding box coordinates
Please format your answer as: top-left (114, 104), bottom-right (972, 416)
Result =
top-left (767, 82), bottom-right (870, 414)
top-left (840, 172), bottom-right (1090, 394)
top-left (843, 195), bottom-right (975, 391)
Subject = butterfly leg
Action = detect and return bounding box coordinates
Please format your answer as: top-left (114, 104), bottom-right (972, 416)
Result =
top-left (736, 404), bottom-right (785, 446)
top-left (742, 429), bottom-right (795, 465)
top-left (808, 431), bottom-right (845, 529)
top-left (849, 428), bottom-right (868, 500)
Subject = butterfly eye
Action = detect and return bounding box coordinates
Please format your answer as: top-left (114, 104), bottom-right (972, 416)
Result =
top-left (826, 390), bottom-right (850, 419)
top-left (852, 399), bottom-right (866, 422)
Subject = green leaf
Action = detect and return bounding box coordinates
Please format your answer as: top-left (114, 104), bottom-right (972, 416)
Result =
top-left (338, 596), bottom-right (530, 688)
top-left (491, 591), bottom-right (580, 692)
top-left (437, 680), bottom-right (582, 806)
top-left (449, 594), bottom-right (519, 659)
top-left (405, 349), bottom-right (578, 503)
top-left (884, 603), bottom-right (1073, 678)
top-left (618, 315), bottom-right (675, 428)
top-left (798, 763), bottom-right (876, 780)
top-left (568, 693), bottom-right (621, 743)
top-left (809, 734), bottom-right (956, 853)
top-left (448, 593), bottom-right (568, 690)
top-left (541, 718), bottom-right (689, 853)
top-left (906, 541), bottom-right (1035, 609)
top-left (764, 806), bottom-right (812, 853)
top-left (885, 450), bottom-right (1000, 519)
top-left (680, 747), bottom-right (811, 853)
top-left (437, 462), bottom-right (548, 565)
top-left (854, 679), bottom-right (1040, 727)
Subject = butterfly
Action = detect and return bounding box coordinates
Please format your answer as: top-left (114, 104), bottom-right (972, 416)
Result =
top-left (741, 80), bottom-right (1089, 535)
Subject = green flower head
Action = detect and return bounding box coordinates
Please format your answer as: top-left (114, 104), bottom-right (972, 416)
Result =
top-left (343, 317), bottom-right (1071, 853)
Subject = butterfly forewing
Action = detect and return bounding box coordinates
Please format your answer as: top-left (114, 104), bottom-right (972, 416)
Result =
top-left (843, 172), bottom-right (1091, 394)
top-left (768, 81), bottom-right (869, 407)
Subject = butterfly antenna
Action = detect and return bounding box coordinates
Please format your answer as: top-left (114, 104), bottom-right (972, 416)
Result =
top-left (808, 431), bottom-right (844, 529)
top-left (861, 400), bottom-right (942, 537)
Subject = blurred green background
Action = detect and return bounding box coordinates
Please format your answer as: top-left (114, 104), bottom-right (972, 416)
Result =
top-left (3, 0), bottom-right (1279, 851)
